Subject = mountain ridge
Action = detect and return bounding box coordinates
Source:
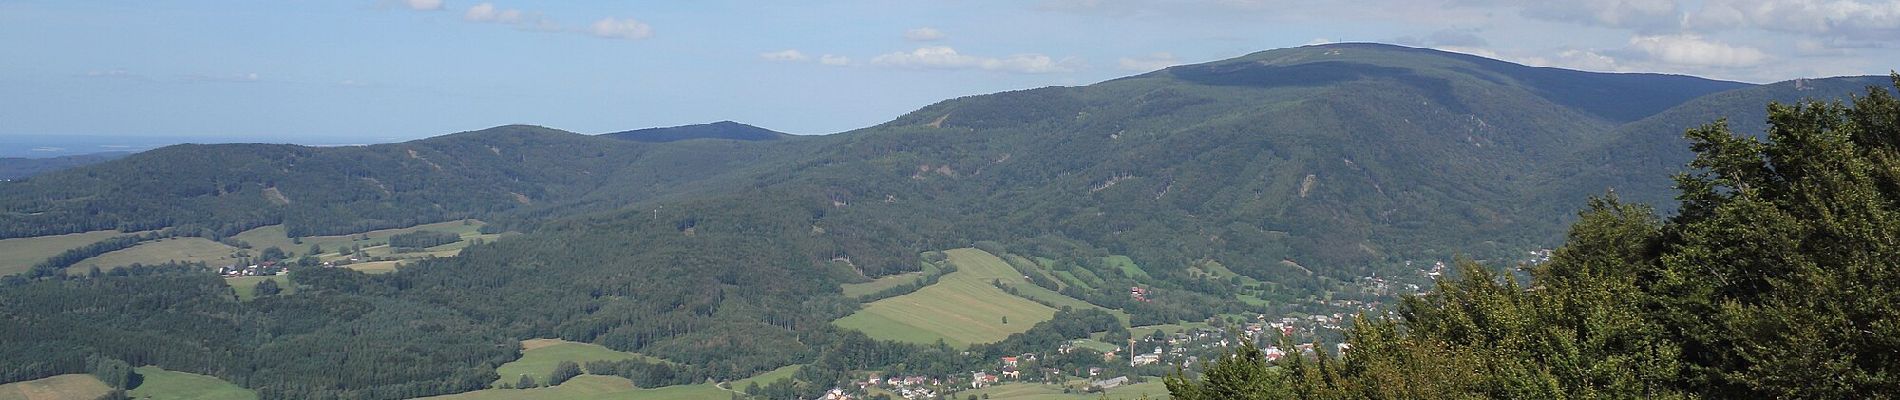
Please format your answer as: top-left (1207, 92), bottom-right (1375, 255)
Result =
top-left (602, 120), bottom-right (793, 143)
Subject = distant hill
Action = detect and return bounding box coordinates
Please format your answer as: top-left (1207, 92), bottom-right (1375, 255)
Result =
top-left (0, 125), bottom-right (812, 238)
top-left (602, 121), bottom-right (792, 143)
top-left (1550, 75), bottom-right (1897, 212)
top-left (2, 43), bottom-right (1892, 400)
top-left (0, 152), bottom-right (129, 180)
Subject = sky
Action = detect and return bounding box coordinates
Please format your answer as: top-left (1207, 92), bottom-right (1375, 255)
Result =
top-left (1, 0), bottom-right (1897, 144)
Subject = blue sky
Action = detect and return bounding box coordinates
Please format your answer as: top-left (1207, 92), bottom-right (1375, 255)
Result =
top-left (1, 0), bottom-right (1896, 143)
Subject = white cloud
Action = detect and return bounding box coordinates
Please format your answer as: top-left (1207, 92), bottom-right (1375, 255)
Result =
top-left (82, 69), bottom-right (146, 80)
top-left (1628, 34), bottom-right (1769, 67)
top-left (904, 27), bottom-right (947, 41)
top-left (760, 49), bottom-right (809, 62)
top-left (820, 54), bottom-right (852, 66)
top-left (185, 72), bottom-right (262, 83)
top-left (1117, 52), bottom-right (1180, 71)
top-left (1521, 49), bottom-right (1624, 72)
top-left (437, 2), bottom-right (561, 31)
top-left (402, 0), bottom-right (444, 11)
top-left (587, 17), bottom-right (653, 40)
top-left (1519, 0), bottom-right (1681, 30)
top-left (464, 3), bottom-right (523, 23)
top-left (1304, 37), bottom-right (1335, 45)
top-left (871, 46), bottom-right (1080, 73)
top-left (1691, 0), bottom-right (1900, 39)
top-left (1433, 45), bottom-right (1503, 60)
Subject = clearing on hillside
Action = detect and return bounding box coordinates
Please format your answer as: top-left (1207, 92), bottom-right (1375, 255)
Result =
top-left (231, 220), bottom-right (486, 255)
top-left (833, 248), bottom-right (1058, 347)
top-left (493, 339), bottom-right (670, 388)
top-left (126, 366), bottom-right (257, 400)
top-left (727, 364), bottom-right (802, 390)
top-left (418, 375), bottom-right (729, 400)
top-left (0, 229), bottom-right (121, 276)
top-left (0, 374), bottom-right (110, 400)
top-left (840, 261), bottom-right (939, 298)
top-left (1102, 255), bottom-right (1151, 280)
top-left (342, 260), bottom-right (403, 274)
top-left (68, 237), bottom-right (237, 273)
top-left (225, 275), bottom-right (294, 301)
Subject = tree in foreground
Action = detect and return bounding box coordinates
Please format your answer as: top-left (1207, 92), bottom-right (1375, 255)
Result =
top-left (1169, 76), bottom-right (1900, 399)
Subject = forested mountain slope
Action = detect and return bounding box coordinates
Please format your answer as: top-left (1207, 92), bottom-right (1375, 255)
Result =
top-left (690, 43), bottom-right (1750, 280)
top-left (2, 43), bottom-right (1890, 400)
top-left (0, 152), bottom-right (128, 180)
top-left (1550, 75), bottom-right (1896, 211)
top-left (0, 125), bottom-right (815, 239)
top-left (603, 120), bottom-right (792, 143)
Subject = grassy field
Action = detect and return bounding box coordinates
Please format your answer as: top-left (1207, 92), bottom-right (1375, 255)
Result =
top-left (840, 262), bottom-right (938, 298)
top-left (1052, 270), bottom-right (1093, 290)
top-left (0, 374), bottom-right (110, 400)
top-left (495, 339), bottom-right (669, 388)
top-left (342, 260), bottom-right (403, 274)
top-left (225, 275), bottom-right (293, 301)
top-left (231, 220), bottom-right (485, 256)
top-left (421, 375), bottom-right (730, 400)
top-left (727, 364), bottom-right (801, 390)
top-left (126, 366), bottom-right (257, 400)
top-left (834, 248), bottom-right (1058, 347)
top-left (0, 230), bottom-right (121, 276)
top-left (1004, 254), bottom-right (1067, 290)
top-left (1102, 256), bottom-right (1151, 280)
top-left (961, 380), bottom-right (1170, 400)
top-left (70, 237), bottom-right (238, 272)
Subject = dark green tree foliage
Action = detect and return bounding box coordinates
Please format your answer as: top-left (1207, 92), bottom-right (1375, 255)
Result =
top-left (84, 355), bottom-right (136, 390)
top-left (389, 230), bottom-right (460, 249)
top-left (547, 361), bottom-right (582, 386)
top-left (582, 359), bottom-right (706, 388)
top-left (253, 279), bottom-right (281, 297)
top-left (258, 246), bottom-right (286, 262)
top-left (25, 234), bottom-right (145, 278)
top-left (0, 269), bottom-right (515, 399)
top-left (1168, 76), bottom-right (1900, 399)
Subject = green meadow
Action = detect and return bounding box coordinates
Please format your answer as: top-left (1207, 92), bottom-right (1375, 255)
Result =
top-left (840, 262), bottom-right (939, 299)
top-left (494, 339), bottom-right (670, 388)
top-left (126, 366), bottom-right (257, 400)
top-left (0, 230), bottom-right (121, 276)
top-left (727, 364), bottom-right (801, 390)
top-left (225, 275), bottom-right (294, 301)
top-left (70, 237), bottom-right (238, 272)
top-left (0, 374), bottom-right (109, 400)
top-left (834, 248), bottom-right (1058, 347)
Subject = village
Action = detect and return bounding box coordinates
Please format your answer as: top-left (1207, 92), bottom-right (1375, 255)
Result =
top-left (817, 309), bottom-right (1361, 400)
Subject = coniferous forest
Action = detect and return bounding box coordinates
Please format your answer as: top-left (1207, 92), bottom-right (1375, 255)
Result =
top-left (1167, 77), bottom-right (1900, 399)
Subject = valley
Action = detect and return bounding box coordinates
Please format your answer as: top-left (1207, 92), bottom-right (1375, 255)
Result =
top-left (1, 42), bottom-right (1893, 399)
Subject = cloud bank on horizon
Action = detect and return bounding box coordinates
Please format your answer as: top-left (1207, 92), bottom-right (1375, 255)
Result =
top-left (1, 0), bottom-right (1895, 140)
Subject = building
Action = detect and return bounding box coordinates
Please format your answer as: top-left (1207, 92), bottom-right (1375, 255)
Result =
top-left (1130, 353), bottom-right (1161, 367)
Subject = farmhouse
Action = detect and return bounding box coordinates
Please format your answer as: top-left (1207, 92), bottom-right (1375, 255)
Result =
top-left (1130, 353), bottom-right (1161, 367)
